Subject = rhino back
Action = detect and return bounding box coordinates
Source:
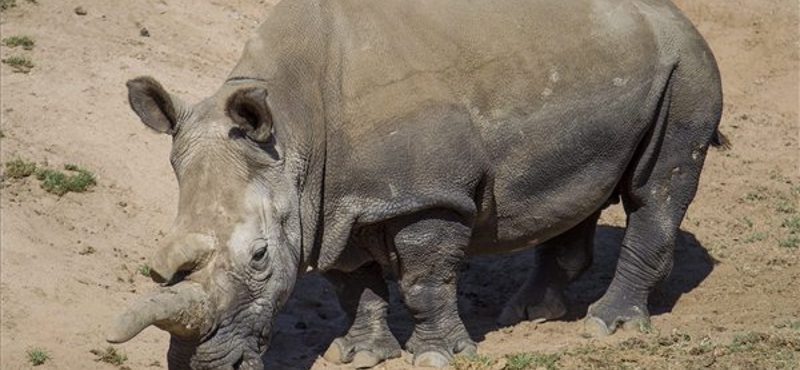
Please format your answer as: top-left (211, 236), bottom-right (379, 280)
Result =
top-left (323, 0), bottom-right (676, 246)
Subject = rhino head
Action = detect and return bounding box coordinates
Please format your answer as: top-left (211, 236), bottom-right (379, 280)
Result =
top-left (107, 76), bottom-right (309, 370)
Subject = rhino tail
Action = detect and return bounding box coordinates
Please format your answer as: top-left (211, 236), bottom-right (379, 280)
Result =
top-left (710, 130), bottom-right (731, 150)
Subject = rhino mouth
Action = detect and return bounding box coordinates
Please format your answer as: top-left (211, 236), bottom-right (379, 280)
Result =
top-left (168, 335), bottom-right (265, 370)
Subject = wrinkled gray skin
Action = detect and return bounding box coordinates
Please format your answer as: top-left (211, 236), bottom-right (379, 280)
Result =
top-left (108, 0), bottom-right (724, 369)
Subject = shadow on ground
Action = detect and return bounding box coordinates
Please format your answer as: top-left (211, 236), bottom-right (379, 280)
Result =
top-left (263, 225), bottom-right (715, 369)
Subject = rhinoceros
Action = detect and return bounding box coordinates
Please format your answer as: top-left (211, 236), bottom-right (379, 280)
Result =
top-left (107, 0), bottom-right (724, 369)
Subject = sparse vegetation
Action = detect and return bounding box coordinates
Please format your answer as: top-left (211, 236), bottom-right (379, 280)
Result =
top-left (791, 184), bottom-right (800, 197)
top-left (744, 187), bottom-right (768, 202)
top-left (506, 352), bottom-right (560, 370)
top-left (0, 0), bottom-right (15, 10)
top-left (27, 347), bottom-right (50, 366)
top-left (0, 0), bottom-right (35, 10)
top-left (3, 159), bottom-right (97, 196)
top-left (740, 216), bottom-right (754, 228)
top-left (636, 319), bottom-right (657, 335)
top-left (552, 331), bottom-right (800, 369)
top-left (3, 35), bottom-right (35, 50)
top-left (4, 157), bottom-right (37, 179)
top-left (36, 164), bottom-right (96, 196)
top-left (2, 55), bottom-right (34, 73)
top-left (775, 319), bottom-right (800, 330)
top-left (779, 236), bottom-right (799, 249)
top-left (743, 232), bottom-right (768, 244)
top-left (91, 346), bottom-right (128, 366)
top-left (783, 216), bottom-right (800, 234)
top-left (776, 198), bottom-right (796, 214)
top-left (451, 353), bottom-right (498, 370)
top-left (139, 263), bottom-right (151, 277)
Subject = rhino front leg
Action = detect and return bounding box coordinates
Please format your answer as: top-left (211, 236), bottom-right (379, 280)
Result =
top-left (389, 210), bottom-right (475, 368)
top-left (323, 263), bottom-right (401, 368)
top-left (498, 211), bottom-right (600, 327)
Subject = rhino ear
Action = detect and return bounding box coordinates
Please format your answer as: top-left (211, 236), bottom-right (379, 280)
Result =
top-left (226, 87), bottom-right (273, 143)
top-left (127, 76), bottom-right (181, 135)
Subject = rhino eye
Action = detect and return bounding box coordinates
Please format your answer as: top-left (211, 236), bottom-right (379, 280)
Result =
top-left (249, 239), bottom-right (269, 268)
top-left (252, 246), bottom-right (267, 262)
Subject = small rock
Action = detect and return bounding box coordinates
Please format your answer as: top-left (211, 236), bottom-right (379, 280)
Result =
top-left (75, 6), bottom-right (87, 16)
top-left (140, 27), bottom-right (150, 37)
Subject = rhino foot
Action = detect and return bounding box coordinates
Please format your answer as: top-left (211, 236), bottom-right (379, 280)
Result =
top-left (498, 286), bottom-right (567, 327)
top-left (584, 295), bottom-right (650, 337)
top-left (405, 335), bottom-right (476, 368)
top-left (322, 334), bottom-right (401, 369)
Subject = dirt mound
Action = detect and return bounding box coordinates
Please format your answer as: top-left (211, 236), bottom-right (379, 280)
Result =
top-left (1, 0), bottom-right (797, 369)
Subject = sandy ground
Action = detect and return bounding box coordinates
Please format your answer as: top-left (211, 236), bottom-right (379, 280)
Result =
top-left (0, 0), bottom-right (798, 369)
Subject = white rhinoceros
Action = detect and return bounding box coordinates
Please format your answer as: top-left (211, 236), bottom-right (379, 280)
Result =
top-left (108, 0), bottom-right (724, 369)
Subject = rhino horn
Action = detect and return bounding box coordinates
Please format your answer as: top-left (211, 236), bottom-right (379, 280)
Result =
top-left (107, 282), bottom-right (212, 344)
top-left (149, 233), bottom-right (216, 284)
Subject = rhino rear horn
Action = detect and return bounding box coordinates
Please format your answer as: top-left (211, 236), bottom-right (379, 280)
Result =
top-left (107, 282), bottom-right (211, 343)
top-left (149, 233), bottom-right (216, 284)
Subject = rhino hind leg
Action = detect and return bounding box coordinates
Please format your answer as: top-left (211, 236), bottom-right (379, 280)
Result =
top-left (389, 210), bottom-right (475, 367)
top-left (498, 211), bottom-right (600, 327)
top-left (585, 59), bottom-right (723, 337)
top-left (323, 263), bottom-right (401, 368)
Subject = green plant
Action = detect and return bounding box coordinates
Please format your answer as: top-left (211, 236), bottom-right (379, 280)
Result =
top-left (743, 232), bottom-right (768, 244)
top-left (782, 216), bottom-right (800, 234)
top-left (637, 319), bottom-right (657, 335)
top-left (451, 353), bottom-right (496, 370)
top-left (744, 187), bottom-right (768, 202)
top-left (2, 55), bottom-right (33, 73)
top-left (4, 157), bottom-right (37, 178)
top-left (3, 35), bottom-right (35, 50)
top-left (139, 263), bottom-right (151, 277)
top-left (506, 352), bottom-right (560, 370)
top-left (91, 346), bottom-right (128, 366)
top-left (779, 236), bottom-right (799, 249)
top-left (0, 0), bottom-right (35, 8)
top-left (36, 164), bottom-right (96, 196)
top-left (27, 347), bottom-right (50, 366)
top-left (740, 216), bottom-right (754, 228)
top-left (727, 332), bottom-right (765, 353)
top-left (0, 0), bottom-right (16, 10)
top-left (791, 185), bottom-right (800, 196)
top-left (776, 198), bottom-right (796, 214)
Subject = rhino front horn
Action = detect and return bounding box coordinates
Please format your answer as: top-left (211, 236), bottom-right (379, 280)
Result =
top-left (107, 282), bottom-right (212, 344)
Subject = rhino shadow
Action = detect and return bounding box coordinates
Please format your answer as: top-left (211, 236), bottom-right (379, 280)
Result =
top-left (262, 225), bottom-right (715, 370)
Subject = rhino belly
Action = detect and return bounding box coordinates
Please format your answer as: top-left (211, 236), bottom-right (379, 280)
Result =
top-left (467, 83), bottom-right (654, 254)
